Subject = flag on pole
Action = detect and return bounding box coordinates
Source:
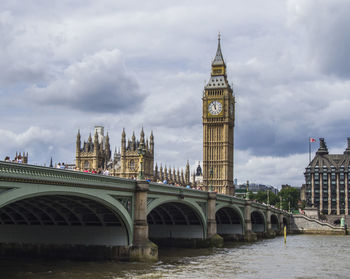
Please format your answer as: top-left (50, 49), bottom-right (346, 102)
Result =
top-left (309, 137), bottom-right (316, 163)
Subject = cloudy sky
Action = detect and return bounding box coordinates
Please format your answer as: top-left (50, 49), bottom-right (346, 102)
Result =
top-left (1, 0), bottom-right (350, 188)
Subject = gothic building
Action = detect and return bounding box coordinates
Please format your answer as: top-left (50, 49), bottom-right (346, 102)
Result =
top-left (75, 126), bottom-right (155, 180)
top-left (113, 128), bottom-right (154, 180)
top-left (4, 152), bottom-right (28, 163)
top-left (75, 126), bottom-right (111, 171)
top-left (74, 37), bottom-right (234, 191)
top-left (152, 161), bottom-right (191, 186)
top-left (202, 35), bottom-right (235, 195)
top-left (304, 138), bottom-right (350, 216)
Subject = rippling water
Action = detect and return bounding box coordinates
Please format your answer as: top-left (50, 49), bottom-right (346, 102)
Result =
top-left (1, 235), bottom-right (350, 279)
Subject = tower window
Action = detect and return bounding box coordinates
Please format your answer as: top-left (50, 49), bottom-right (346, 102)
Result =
top-left (129, 160), bottom-right (135, 170)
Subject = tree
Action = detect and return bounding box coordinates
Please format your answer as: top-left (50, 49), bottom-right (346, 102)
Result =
top-left (249, 190), bottom-right (279, 206)
top-left (278, 187), bottom-right (300, 210)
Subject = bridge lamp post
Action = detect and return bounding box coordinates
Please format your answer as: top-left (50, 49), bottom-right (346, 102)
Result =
top-left (267, 189), bottom-right (270, 205)
top-left (245, 180), bottom-right (250, 200)
top-left (137, 143), bottom-right (146, 180)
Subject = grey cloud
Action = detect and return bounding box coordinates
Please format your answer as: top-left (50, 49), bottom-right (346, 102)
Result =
top-left (288, 0), bottom-right (350, 78)
top-left (28, 49), bottom-right (145, 113)
top-left (2, 0), bottom-right (350, 188)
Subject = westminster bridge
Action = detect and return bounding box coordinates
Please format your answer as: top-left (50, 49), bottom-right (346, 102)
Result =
top-left (0, 162), bottom-right (290, 261)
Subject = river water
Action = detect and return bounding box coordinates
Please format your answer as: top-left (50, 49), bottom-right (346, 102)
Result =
top-left (1, 235), bottom-right (350, 279)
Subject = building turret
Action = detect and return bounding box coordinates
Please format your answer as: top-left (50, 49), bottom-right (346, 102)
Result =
top-left (76, 130), bottom-right (81, 169)
top-left (185, 161), bottom-right (190, 185)
top-left (140, 127), bottom-right (145, 145)
top-left (160, 164), bottom-right (164, 182)
top-left (131, 132), bottom-right (136, 151)
top-left (176, 169), bottom-right (180, 184)
top-left (164, 165), bottom-right (168, 181)
top-left (105, 132), bottom-right (111, 160)
top-left (316, 138), bottom-right (329, 155)
top-left (192, 171), bottom-right (196, 187)
top-left (154, 163), bottom-right (158, 181)
top-left (344, 137), bottom-right (350, 155)
top-left (168, 166), bottom-right (173, 182)
top-left (196, 162), bottom-right (202, 176)
top-left (211, 33), bottom-right (227, 77)
top-left (76, 130), bottom-right (81, 150)
top-left (173, 167), bottom-right (176, 183)
top-left (150, 131), bottom-right (154, 155)
top-left (121, 128), bottom-right (126, 156)
top-left (76, 126), bottom-right (113, 171)
top-left (88, 133), bottom-right (92, 144)
top-left (94, 130), bottom-right (99, 152)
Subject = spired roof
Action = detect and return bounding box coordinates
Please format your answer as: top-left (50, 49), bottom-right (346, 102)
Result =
top-left (212, 33), bottom-right (225, 67)
top-left (206, 75), bottom-right (227, 88)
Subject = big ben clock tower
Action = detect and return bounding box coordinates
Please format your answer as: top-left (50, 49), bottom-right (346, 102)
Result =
top-left (203, 35), bottom-right (235, 195)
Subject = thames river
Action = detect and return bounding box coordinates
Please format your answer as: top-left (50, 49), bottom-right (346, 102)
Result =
top-left (1, 235), bottom-right (350, 279)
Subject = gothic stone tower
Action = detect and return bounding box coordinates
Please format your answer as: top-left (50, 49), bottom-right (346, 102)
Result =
top-left (117, 128), bottom-right (154, 180)
top-left (76, 126), bottom-right (111, 171)
top-left (203, 35), bottom-right (235, 195)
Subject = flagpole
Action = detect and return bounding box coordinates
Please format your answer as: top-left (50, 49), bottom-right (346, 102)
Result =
top-left (309, 137), bottom-right (311, 164)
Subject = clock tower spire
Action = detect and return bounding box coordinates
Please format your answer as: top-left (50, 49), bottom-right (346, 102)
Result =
top-left (202, 34), bottom-right (235, 195)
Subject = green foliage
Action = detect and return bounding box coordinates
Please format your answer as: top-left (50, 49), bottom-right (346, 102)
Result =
top-left (249, 190), bottom-right (279, 206)
top-left (248, 187), bottom-right (300, 211)
top-left (278, 187), bottom-right (300, 210)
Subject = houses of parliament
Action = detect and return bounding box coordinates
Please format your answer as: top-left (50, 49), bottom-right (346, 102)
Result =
top-left (75, 36), bottom-right (235, 194)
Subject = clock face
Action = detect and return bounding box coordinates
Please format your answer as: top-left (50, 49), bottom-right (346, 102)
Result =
top-left (208, 100), bottom-right (222, 115)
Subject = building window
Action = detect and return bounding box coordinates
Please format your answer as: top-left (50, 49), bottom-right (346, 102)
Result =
top-left (84, 161), bottom-right (90, 169)
top-left (129, 160), bottom-right (135, 171)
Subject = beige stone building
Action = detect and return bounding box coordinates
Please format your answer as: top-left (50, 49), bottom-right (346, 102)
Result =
top-left (152, 161), bottom-right (191, 186)
top-left (202, 35), bottom-right (235, 195)
top-left (75, 126), bottom-right (111, 171)
top-left (113, 128), bottom-right (154, 180)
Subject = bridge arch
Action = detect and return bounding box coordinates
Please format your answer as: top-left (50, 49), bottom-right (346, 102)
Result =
top-left (251, 210), bottom-right (266, 233)
top-left (215, 205), bottom-right (244, 236)
top-left (270, 214), bottom-right (279, 231)
top-left (147, 197), bottom-right (206, 240)
top-left (0, 188), bottom-right (133, 246)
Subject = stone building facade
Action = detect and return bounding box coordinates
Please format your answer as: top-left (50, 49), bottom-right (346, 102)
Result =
top-left (202, 35), bottom-right (235, 195)
top-left (152, 161), bottom-right (191, 186)
top-left (113, 128), bottom-right (154, 180)
top-left (75, 126), bottom-right (111, 171)
top-left (75, 126), bottom-right (196, 186)
top-left (304, 138), bottom-right (350, 216)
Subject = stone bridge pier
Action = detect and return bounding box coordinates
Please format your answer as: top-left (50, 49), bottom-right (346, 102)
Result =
top-left (244, 200), bottom-right (257, 241)
top-left (130, 181), bottom-right (157, 261)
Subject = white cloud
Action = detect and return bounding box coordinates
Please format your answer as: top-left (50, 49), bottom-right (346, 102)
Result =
top-left (0, 0), bottom-right (349, 189)
top-left (235, 150), bottom-right (308, 187)
top-left (27, 49), bottom-right (145, 113)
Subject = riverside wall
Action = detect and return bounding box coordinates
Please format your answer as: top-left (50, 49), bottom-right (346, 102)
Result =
top-left (290, 215), bottom-right (346, 235)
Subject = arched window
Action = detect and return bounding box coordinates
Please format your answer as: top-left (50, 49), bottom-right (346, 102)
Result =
top-left (129, 160), bottom-right (135, 170)
top-left (84, 161), bottom-right (90, 169)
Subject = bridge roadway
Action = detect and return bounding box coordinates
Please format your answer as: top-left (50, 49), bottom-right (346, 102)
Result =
top-left (0, 162), bottom-right (290, 261)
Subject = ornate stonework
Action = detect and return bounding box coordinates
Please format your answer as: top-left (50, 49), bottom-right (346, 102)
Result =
top-left (202, 36), bottom-right (235, 195)
top-left (113, 128), bottom-right (154, 180)
top-left (75, 126), bottom-right (111, 171)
